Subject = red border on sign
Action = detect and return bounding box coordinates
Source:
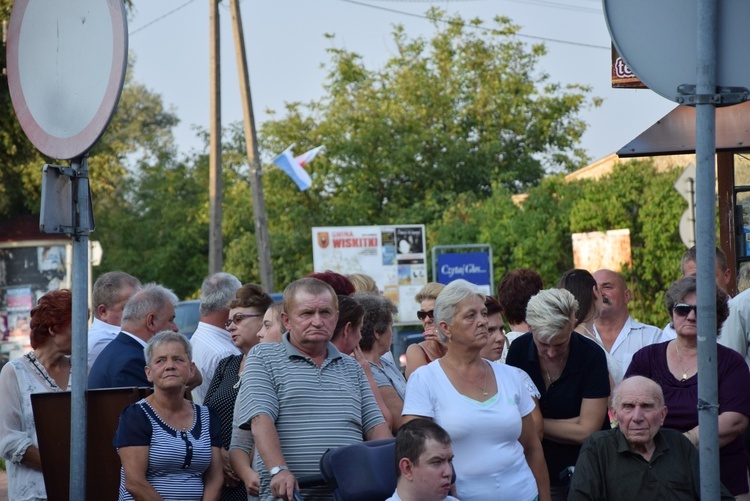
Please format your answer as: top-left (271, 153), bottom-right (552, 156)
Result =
top-left (7, 0), bottom-right (128, 160)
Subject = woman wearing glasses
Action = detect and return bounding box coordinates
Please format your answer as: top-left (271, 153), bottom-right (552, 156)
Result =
top-left (405, 282), bottom-right (446, 378)
top-left (203, 284), bottom-right (274, 501)
top-left (626, 276), bottom-right (750, 499)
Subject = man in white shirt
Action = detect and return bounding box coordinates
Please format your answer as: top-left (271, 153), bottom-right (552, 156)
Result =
top-left (593, 269), bottom-right (663, 382)
top-left (87, 271), bottom-right (141, 371)
top-left (190, 272), bottom-right (242, 404)
top-left (386, 419), bottom-right (458, 501)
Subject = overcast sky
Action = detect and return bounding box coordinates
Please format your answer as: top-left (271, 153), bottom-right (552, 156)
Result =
top-left (127, 0), bottom-right (677, 165)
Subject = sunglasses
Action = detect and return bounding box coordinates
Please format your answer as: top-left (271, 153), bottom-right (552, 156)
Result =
top-left (417, 309), bottom-right (434, 321)
top-left (225, 313), bottom-right (263, 329)
top-left (672, 303), bottom-right (698, 318)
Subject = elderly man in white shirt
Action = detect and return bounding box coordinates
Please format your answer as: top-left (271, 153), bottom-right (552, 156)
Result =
top-left (87, 271), bottom-right (141, 372)
top-left (592, 269), bottom-right (664, 383)
top-left (190, 272), bottom-right (242, 404)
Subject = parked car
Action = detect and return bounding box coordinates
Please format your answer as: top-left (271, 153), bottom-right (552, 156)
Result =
top-left (391, 323), bottom-right (425, 373)
top-left (175, 293), bottom-right (283, 338)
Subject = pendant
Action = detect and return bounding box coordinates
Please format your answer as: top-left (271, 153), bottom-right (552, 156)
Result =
top-left (483, 391), bottom-right (488, 396)
top-left (681, 373), bottom-right (688, 382)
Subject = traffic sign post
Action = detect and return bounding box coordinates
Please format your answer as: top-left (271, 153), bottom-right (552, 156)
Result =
top-left (603, 0), bottom-right (749, 495)
top-left (6, 1), bottom-right (128, 498)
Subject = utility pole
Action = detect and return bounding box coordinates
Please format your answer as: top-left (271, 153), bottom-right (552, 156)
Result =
top-left (208, 0), bottom-right (223, 274)
top-left (229, 0), bottom-right (274, 292)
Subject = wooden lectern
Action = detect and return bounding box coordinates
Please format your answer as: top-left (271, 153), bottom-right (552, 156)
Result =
top-left (31, 387), bottom-right (152, 501)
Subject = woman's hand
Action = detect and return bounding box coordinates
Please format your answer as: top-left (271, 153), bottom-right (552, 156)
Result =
top-left (220, 449), bottom-right (240, 488)
top-left (423, 326), bottom-right (439, 343)
top-left (244, 468), bottom-right (260, 496)
top-left (352, 346), bottom-right (372, 374)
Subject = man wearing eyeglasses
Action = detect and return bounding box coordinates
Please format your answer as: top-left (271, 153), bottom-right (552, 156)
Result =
top-left (235, 277), bottom-right (392, 501)
top-left (190, 272), bottom-right (242, 404)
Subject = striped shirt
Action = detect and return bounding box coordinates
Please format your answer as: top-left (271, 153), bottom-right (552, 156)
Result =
top-left (114, 399), bottom-right (221, 500)
top-left (235, 334), bottom-right (385, 501)
top-left (190, 322), bottom-right (241, 404)
top-left (369, 356), bottom-right (407, 400)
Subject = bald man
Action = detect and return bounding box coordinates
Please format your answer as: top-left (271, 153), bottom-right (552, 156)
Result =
top-left (592, 270), bottom-right (663, 382)
top-left (569, 376), bottom-right (734, 500)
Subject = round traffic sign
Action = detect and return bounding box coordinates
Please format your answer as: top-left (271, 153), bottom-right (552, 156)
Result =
top-left (603, 0), bottom-right (750, 103)
top-left (6, 0), bottom-right (128, 160)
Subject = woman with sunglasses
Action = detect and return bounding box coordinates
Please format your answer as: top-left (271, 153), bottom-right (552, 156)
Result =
top-left (405, 282), bottom-right (446, 379)
top-left (626, 276), bottom-right (750, 499)
top-left (203, 284), bottom-right (274, 501)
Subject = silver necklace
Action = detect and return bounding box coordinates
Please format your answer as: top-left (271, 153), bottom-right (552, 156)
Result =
top-left (443, 358), bottom-right (489, 396)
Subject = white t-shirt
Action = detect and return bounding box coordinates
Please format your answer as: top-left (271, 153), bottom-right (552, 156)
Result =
top-left (385, 489), bottom-right (460, 501)
top-left (403, 360), bottom-right (538, 501)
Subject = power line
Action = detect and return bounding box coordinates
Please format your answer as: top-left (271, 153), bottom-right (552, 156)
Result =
top-left (339, 0), bottom-right (609, 50)
top-left (362, 0), bottom-right (602, 15)
top-left (129, 0), bottom-right (199, 36)
top-left (127, 0), bottom-right (608, 50)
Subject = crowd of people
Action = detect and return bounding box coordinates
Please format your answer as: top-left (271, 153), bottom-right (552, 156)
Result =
top-left (2, 244), bottom-right (750, 501)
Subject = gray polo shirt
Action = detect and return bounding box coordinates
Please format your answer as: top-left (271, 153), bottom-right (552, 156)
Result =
top-left (235, 333), bottom-right (385, 501)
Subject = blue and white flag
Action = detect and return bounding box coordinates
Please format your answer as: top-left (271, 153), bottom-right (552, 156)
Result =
top-left (273, 145), bottom-right (313, 191)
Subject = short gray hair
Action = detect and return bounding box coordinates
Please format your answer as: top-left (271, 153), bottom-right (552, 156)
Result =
top-left (200, 273), bottom-right (242, 316)
top-left (435, 280), bottom-right (486, 342)
top-left (92, 271), bottom-right (141, 319)
top-left (121, 283), bottom-right (179, 324)
top-left (144, 331), bottom-right (192, 367)
top-left (612, 376), bottom-right (664, 409)
top-left (525, 288), bottom-right (578, 343)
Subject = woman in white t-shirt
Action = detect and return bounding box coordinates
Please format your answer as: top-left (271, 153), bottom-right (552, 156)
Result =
top-left (402, 279), bottom-right (550, 501)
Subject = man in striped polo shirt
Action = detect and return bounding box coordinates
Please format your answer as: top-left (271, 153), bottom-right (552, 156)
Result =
top-left (236, 277), bottom-right (392, 501)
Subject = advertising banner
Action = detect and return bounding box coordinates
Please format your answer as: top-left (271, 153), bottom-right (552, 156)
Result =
top-left (436, 252), bottom-right (492, 293)
top-left (312, 225), bottom-right (427, 324)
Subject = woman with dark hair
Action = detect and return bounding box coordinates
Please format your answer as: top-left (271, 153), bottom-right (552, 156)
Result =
top-left (328, 294), bottom-right (394, 430)
top-left (626, 276), bottom-right (750, 499)
top-left (307, 270), bottom-right (356, 296)
top-left (557, 269), bottom-right (618, 386)
top-left (496, 268), bottom-right (544, 362)
top-left (204, 284), bottom-right (274, 501)
top-left (256, 302), bottom-right (284, 344)
top-left (331, 295), bottom-right (365, 355)
top-left (0, 289), bottom-right (73, 500)
top-left (354, 292), bottom-right (405, 433)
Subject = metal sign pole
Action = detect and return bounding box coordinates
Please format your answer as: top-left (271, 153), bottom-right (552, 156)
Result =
top-left (69, 155), bottom-right (90, 499)
top-left (695, 0), bottom-right (721, 497)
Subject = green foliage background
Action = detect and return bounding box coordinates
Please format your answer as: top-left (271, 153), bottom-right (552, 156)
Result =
top-left (1, 7), bottom-right (691, 322)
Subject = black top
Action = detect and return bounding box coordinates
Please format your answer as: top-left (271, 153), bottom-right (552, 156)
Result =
top-left (506, 332), bottom-right (610, 485)
top-left (203, 354), bottom-right (247, 501)
top-left (569, 427), bottom-right (733, 500)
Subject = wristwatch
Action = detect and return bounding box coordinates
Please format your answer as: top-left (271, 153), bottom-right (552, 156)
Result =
top-left (269, 465), bottom-right (289, 477)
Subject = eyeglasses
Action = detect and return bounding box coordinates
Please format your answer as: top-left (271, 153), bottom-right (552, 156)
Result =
top-left (225, 313), bottom-right (263, 329)
top-left (672, 303), bottom-right (698, 318)
top-left (417, 309), bottom-right (434, 321)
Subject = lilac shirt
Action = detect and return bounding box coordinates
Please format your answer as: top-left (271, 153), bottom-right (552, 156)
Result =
top-left (626, 341), bottom-right (750, 495)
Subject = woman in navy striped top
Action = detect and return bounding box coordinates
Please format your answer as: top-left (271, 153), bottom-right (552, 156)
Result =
top-left (114, 331), bottom-right (223, 500)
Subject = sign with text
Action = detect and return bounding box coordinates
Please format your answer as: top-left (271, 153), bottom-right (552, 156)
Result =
top-left (312, 225), bottom-right (427, 324)
top-left (436, 252), bottom-right (492, 293)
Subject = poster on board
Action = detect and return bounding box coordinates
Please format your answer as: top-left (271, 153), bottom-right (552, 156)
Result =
top-left (312, 225), bottom-right (427, 324)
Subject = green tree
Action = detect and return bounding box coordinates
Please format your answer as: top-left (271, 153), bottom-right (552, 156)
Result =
top-left (568, 160), bottom-right (686, 326)
top-left (252, 9), bottom-right (598, 289)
